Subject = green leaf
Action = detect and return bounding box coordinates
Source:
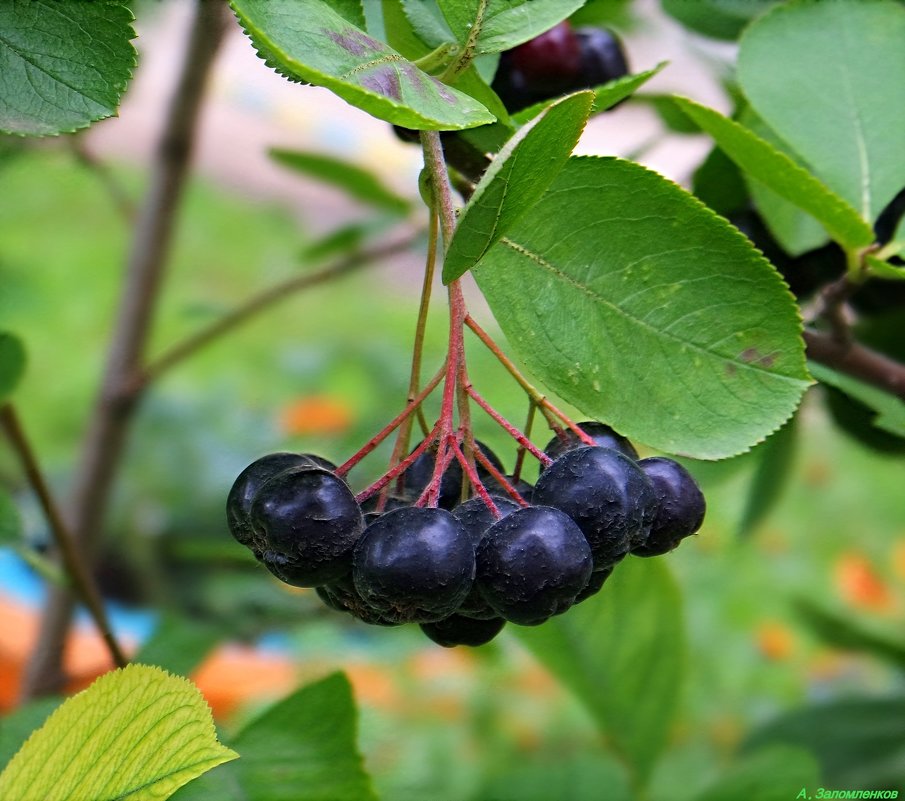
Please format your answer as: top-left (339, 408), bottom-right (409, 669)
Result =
top-left (478, 752), bottom-right (632, 801)
top-left (739, 108), bottom-right (828, 257)
top-left (134, 615), bottom-right (223, 678)
top-left (810, 361), bottom-right (905, 438)
top-left (512, 558), bottom-right (684, 786)
top-left (444, 91), bottom-right (593, 283)
top-left (737, 412), bottom-right (798, 537)
top-left (437, 0), bottom-right (584, 55)
top-left (795, 598), bottom-right (905, 671)
top-left (747, 697), bottom-right (905, 793)
top-left (641, 94), bottom-right (702, 134)
top-left (672, 97), bottom-right (874, 250)
top-left (513, 62), bottom-right (668, 124)
top-left (172, 672), bottom-right (377, 801)
top-left (0, 331), bottom-right (26, 402)
top-left (0, 487), bottom-right (22, 545)
top-left (229, 0), bottom-right (494, 130)
top-left (269, 148), bottom-right (411, 214)
top-left (693, 746), bottom-right (820, 801)
top-left (692, 146), bottom-right (748, 217)
top-left (738, 0), bottom-right (905, 222)
top-left (661, 0), bottom-right (779, 40)
top-left (0, 698), bottom-right (63, 770)
top-left (866, 254), bottom-right (905, 281)
top-left (0, 664), bottom-right (237, 801)
top-left (400, 0), bottom-right (455, 49)
top-left (331, 0), bottom-right (366, 29)
top-left (0, 0), bottom-right (136, 137)
top-left (473, 156), bottom-right (811, 459)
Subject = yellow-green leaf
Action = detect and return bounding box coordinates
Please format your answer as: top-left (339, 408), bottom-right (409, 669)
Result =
top-left (0, 664), bottom-right (237, 801)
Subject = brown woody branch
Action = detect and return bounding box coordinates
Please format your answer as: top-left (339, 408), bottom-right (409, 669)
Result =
top-left (804, 329), bottom-right (905, 401)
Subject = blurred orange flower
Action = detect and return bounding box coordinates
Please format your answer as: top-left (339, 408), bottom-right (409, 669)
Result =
top-left (278, 395), bottom-right (353, 436)
top-left (755, 620), bottom-right (795, 660)
top-left (834, 552), bottom-right (896, 613)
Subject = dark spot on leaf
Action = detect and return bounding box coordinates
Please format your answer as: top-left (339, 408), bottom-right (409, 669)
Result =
top-left (758, 352), bottom-right (777, 368)
top-left (725, 362), bottom-right (737, 377)
top-left (326, 28), bottom-right (382, 58)
top-left (739, 347), bottom-right (761, 363)
top-left (361, 67), bottom-right (402, 101)
top-left (401, 63), bottom-right (428, 98)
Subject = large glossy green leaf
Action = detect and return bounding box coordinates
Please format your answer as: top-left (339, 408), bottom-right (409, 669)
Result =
top-left (513, 62), bottom-right (668, 124)
top-left (747, 697), bottom-right (905, 792)
top-left (0, 331), bottom-right (26, 402)
top-left (229, 0), bottom-right (494, 130)
top-left (437, 0), bottom-right (584, 54)
top-left (739, 108), bottom-right (828, 257)
top-left (661, 0), bottom-right (778, 40)
top-left (738, 0), bottom-right (905, 222)
top-left (0, 0), bottom-right (135, 137)
top-left (444, 91), bottom-right (592, 283)
top-left (172, 672), bottom-right (377, 801)
top-left (0, 665), bottom-right (237, 801)
top-left (473, 156), bottom-right (811, 459)
top-left (269, 148), bottom-right (411, 214)
top-left (513, 558), bottom-right (684, 786)
top-left (693, 746), bottom-right (820, 801)
top-left (672, 98), bottom-right (873, 251)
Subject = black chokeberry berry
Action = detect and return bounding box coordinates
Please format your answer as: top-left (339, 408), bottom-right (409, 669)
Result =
top-left (541, 421), bottom-right (639, 465)
top-left (575, 27), bottom-right (629, 88)
top-left (632, 457), bottom-right (705, 557)
top-left (353, 507), bottom-right (475, 624)
top-left (316, 575), bottom-right (401, 626)
top-left (533, 446), bottom-right (657, 568)
top-left (226, 452), bottom-right (316, 549)
top-left (475, 506), bottom-right (592, 626)
top-left (420, 614), bottom-right (506, 648)
top-left (402, 440), bottom-right (504, 508)
top-left (250, 466), bottom-right (364, 586)
top-left (574, 565), bottom-right (613, 604)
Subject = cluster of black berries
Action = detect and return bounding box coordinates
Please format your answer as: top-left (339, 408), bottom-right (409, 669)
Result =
top-left (226, 422), bottom-right (705, 648)
top-left (492, 21), bottom-right (629, 113)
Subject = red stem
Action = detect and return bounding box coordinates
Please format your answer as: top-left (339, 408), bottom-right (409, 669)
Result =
top-left (472, 447), bottom-right (530, 508)
top-left (355, 426), bottom-right (440, 503)
top-left (450, 438), bottom-right (502, 515)
top-left (467, 385), bottom-right (552, 466)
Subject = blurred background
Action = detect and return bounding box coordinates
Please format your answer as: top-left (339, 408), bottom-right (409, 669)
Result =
top-left (1, 1), bottom-right (903, 798)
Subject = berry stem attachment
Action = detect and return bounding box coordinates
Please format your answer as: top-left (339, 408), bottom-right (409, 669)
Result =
top-left (512, 401), bottom-right (537, 483)
top-left (466, 384), bottom-right (551, 467)
top-left (449, 437), bottom-right (501, 516)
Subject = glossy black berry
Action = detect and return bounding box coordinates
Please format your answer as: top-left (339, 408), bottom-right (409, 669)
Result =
top-left (574, 565), bottom-right (613, 604)
top-left (476, 506), bottom-right (592, 626)
top-left (402, 440), bottom-right (504, 508)
top-left (452, 496), bottom-right (520, 619)
top-left (226, 452), bottom-right (316, 549)
top-left (576, 27), bottom-right (629, 88)
top-left (420, 614), bottom-right (506, 648)
top-left (250, 466), bottom-right (364, 586)
top-left (632, 457), bottom-right (705, 557)
top-left (316, 575), bottom-right (400, 626)
top-left (353, 507), bottom-right (475, 624)
top-left (533, 446), bottom-right (657, 568)
top-left (541, 421), bottom-right (639, 466)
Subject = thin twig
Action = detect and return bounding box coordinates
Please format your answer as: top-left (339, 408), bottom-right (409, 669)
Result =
top-left (1, 404), bottom-right (128, 668)
top-left (23, 0), bottom-right (230, 699)
top-left (804, 329), bottom-right (905, 400)
top-left (137, 228), bottom-right (419, 389)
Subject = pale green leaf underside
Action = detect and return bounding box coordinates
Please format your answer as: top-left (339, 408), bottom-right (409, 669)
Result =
top-left (444, 91), bottom-right (593, 283)
top-left (171, 672), bottom-right (377, 801)
top-left (0, 331), bottom-right (26, 402)
top-left (473, 157), bottom-right (811, 459)
top-left (0, 0), bottom-right (135, 137)
top-left (738, 0), bottom-right (905, 222)
top-left (437, 0), bottom-right (584, 54)
top-left (513, 62), bottom-right (667, 125)
top-left (0, 664), bottom-right (237, 801)
top-left (230, 0), bottom-right (494, 130)
top-left (673, 97), bottom-right (873, 250)
top-left (269, 148), bottom-right (411, 213)
top-left (513, 558), bottom-right (684, 784)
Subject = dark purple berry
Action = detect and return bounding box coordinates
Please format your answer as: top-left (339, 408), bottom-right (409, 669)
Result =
top-left (542, 421), bottom-right (639, 466)
top-left (476, 506), bottom-right (593, 626)
top-left (574, 565), bottom-right (613, 604)
top-left (576, 27), bottom-right (629, 88)
top-left (402, 440), bottom-right (504, 508)
top-left (533, 446), bottom-right (656, 568)
top-left (421, 614), bottom-right (505, 648)
top-left (353, 507), bottom-right (475, 624)
top-left (509, 21), bottom-right (583, 88)
top-left (226, 452), bottom-right (319, 549)
top-left (633, 457), bottom-right (705, 556)
top-left (316, 575), bottom-right (400, 626)
top-left (250, 466), bottom-right (364, 586)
